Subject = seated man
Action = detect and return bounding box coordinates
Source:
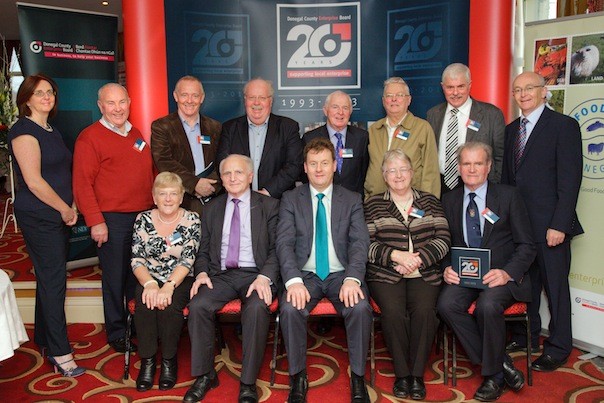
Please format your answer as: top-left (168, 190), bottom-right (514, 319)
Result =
top-left (277, 137), bottom-right (372, 403)
top-left (437, 142), bottom-right (536, 402)
top-left (184, 154), bottom-right (280, 403)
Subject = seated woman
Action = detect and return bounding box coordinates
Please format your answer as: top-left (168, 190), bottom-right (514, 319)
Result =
top-left (131, 172), bottom-right (201, 391)
top-left (364, 149), bottom-right (450, 400)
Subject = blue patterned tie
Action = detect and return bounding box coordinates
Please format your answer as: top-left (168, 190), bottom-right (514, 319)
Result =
top-left (335, 132), bottom-right (344, 174)
top-left (515, 118), bottom-right (529, 170)
top-left (315, 193), bottom-right (329, 280)
top-left (466, 192), bottom-right (482, 248)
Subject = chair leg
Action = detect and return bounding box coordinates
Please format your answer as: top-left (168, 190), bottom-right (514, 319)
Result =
top-left (124, 312), bottom-right (133, 380)
top-left (270, 314), bottom-right (280, 386)
top-left (526, 314), bottom-right (532, 386)
top-left (452, 331), bottom-right (457, 387)
top-left (370, 316), bottom-right (376, 387)
top-left (443, 322), bottom-right (449, 385)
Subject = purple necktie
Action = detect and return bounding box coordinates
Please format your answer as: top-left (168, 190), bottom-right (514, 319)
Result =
top-left (225, 198), bottom-right (241, 269)
top-left (514, 118), bottom-right (529, 170)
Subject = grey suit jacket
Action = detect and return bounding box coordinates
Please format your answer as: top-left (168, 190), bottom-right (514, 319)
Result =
top-left (193, 191), bottom-right (280, 284)
top-left (276, 184), bottom-right (370, 285)
top-left (427, 98), bottom-right (505, 182)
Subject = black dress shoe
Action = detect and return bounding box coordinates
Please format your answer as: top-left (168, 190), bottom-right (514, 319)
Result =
top-left (532, 354), bottom-right (568, 372)
top-left (238, 383), bottom-right (258, 403)
top-left (183, 374), bottom-right (219, 402)
top-left (474, 377), bottom-right (505, 402)
top-left (159, 356), bottom-right (178, 390)
top-left (109, 337), bottom-right (137, 353)
top-left (505, 340), bottom-right (539, 354)
top-left (350, 373), bottom-right (369, 403)
top-left (409, 376), bottom-right (426, 400)
top-left (393, 376), bottom-right (411, 398)
top-left (502, 357), bottom-right (524, 391)
top-left (136, 355), bottom-right (156, 392)
top-left (287, 371), bottom-right (308, 403)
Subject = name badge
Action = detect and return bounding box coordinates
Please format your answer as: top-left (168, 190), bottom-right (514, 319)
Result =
top-left (396, 130), bottom-right (410, 141)
top-left (482, 208), bottom-right (500, 224)
top-left (407, 206), bottom-right (425, 218)
top-left (466, 119), bottom-right (481, 132)
top-left (198, 135), bottom-right (211, 145)
top-left (133, 138), bottom-right (146, 152)
top-left (166, 231), bottom-right (183, 247)
top-left (341, 148), bottom-right (354, 158)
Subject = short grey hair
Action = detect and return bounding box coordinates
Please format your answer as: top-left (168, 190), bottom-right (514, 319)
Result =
top-left (325, 90), bottom-right (352, 108)
top-left (219, 154), bottom-right (254, 174)
top-left (457, 141), bottom-right (493, 164)
top-left (442, 63), bottom-right (471, 83)
top-left (383, 77), bottom-right (410, 96)
top-left (175, 75), bottom-right (204, 95)
top-left (381, 148), bottom-right (413, 172)
top-left (97, 83), bottom-right (129, 101)
top-left (243, 78), bottom-right (274, 97)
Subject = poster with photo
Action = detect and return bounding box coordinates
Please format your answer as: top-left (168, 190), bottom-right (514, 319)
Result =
top-left (569, 33), bottom-right (604, 85)
top-left (533, 37), bottom-right (567, 85)
top-left (545, 89), bottom-right (565, 114)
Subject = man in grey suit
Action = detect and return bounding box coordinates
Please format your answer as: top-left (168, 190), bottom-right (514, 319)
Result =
top-left (427, 63), bottom-right (505, 192)
top-left (277, 137), bottom-right (372, 403)
top-left (184, 154), bottom-right (280, 403)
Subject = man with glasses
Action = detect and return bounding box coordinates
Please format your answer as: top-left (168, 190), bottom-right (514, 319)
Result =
top-left (427, 63), bottom-right (505, 193)
top-left (216, 78), bottom-right (303, 199)
top-left (502, 71), bottom-right (583, 372)
top-left (364, 77), bottom-right (440, 199)
top-left (151, 76), bottom-right (222, 216)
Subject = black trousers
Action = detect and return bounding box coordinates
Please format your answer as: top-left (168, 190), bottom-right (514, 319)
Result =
top-left (134, 276), bottom-right (194, 359)
top-left (369, 278), bottom-right (440, 378)
top-left (16, 208), bottom-right (71, 356)
top-left (97, 212), bottom-right (138, 343)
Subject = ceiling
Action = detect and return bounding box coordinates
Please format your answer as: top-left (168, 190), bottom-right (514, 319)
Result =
top-left (0, 0), bottom-right (122, 40)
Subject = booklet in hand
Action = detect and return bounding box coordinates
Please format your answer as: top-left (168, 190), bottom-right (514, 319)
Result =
top-left (451, 247), bottom-right (491, 289)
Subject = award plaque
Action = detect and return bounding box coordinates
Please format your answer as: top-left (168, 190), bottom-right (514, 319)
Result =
top-left (451, 247), bottom-right (491, 289)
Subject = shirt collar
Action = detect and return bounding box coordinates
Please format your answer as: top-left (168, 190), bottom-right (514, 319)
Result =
top-left (247, 116), bottom-right (269, 128)
top-left (522, 103), bottom-right (546, 125)
top-left (464, 180), bottom-right (488, 200)
top-left (448, 97), bottom-right (473, 115)
top-left (178, 112), bottom-right (200, 128)
top-left (326, 123), bottom-right (347, 137)
top-left (228, 188), bottom-right (251, 204)
top-left (100, 117), bottom-right (132, 136)
top-left (309, 183), bottom-right (333, 200)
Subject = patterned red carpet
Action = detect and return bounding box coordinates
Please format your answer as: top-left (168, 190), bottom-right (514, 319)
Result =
top-left (1, 322), bottom-right (603, 402)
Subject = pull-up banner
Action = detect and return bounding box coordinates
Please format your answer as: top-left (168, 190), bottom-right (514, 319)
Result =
top-left (164, 0), bottom-right (470, 126)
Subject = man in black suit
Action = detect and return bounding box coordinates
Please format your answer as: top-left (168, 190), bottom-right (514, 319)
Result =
top-left (427, 63), bottom-right (505, 192)
top-left (302, 91), bottom-right (369, 196)
top-left (183, 154), bottom-right (280, 403)
top-left (277, 137), bottom-right (372, 403)
top-left (151, 76), bottom-right (222, 216)
top-left (502, 71), bottom-right (583, 372)
top-left (216, 78), bottom-right (303, 199)
top-left (438, 141), bottom-right (536, 402)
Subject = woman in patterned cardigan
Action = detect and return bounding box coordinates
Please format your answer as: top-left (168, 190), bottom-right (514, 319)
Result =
top-left (364, 149), bottom-right (450, 401)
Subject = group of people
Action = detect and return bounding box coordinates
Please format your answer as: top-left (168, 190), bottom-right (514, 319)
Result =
top-left (7, 61), bottom-right (582, 403)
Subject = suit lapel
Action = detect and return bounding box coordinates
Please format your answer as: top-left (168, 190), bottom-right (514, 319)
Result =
top-left (300, 185), bottom-right (314, 251)
top-left (260, 114), bottom-right (277, 165)
top-left (238, 117), bottom-right (251, 155)
top-left (199, 114), bottom-right (212, 164)
top-left (481, 183), bottom-right (497, 246)
top-left (250, 193), bottom-right (261, 259)
top-left (451, 189), bottom-right (467, 247)
top-left (171, 114), bottom-right (196, 166)
top-left (466, 99), bottom-right (483, 142)
top-left (434, 104), bottom-right (446, 143)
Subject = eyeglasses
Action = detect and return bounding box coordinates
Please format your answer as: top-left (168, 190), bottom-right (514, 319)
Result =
top-left (245, 95), bottom-right (272, 102)
top-left (384, 93), bottom-right (410, 100)
top-left (384, 167), bottom-right (412, 176)
top-left (512, 85), bottom-right (544, 95)
top-left (33, 90), bottom-right (56, 98)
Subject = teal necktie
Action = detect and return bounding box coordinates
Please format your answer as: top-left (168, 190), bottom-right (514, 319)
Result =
top-left (315, 193), bottom-right (329, 280)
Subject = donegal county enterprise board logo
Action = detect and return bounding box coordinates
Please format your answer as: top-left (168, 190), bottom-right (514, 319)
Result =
top-left (277, 3), bottom-right (360, 90)
top-left (570, 98), bottom-right (604, 179)
top-left (30, 41), bottom-right (43, 53)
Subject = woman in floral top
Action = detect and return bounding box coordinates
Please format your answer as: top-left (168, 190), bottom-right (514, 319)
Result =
top-left (131, 172), bottom-right (201, 392)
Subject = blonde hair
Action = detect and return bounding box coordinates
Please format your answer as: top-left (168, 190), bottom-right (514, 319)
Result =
top-left (153, 172), bottom-right (185, 194)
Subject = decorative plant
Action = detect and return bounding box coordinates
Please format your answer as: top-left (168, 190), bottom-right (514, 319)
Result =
top-left (0, 35), bottom-right (19, 175)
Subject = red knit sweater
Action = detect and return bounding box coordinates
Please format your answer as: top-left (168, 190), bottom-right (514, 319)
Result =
top-left (73, 121), bottom-right (154, 227)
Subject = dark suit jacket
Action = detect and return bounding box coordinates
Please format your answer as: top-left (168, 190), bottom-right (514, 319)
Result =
top-left (302, 124), bottom-right (369, 196)
top-left (276, 184), bottom-right (370, 285)
top-left (151, 112), bottom-right (222, 214)
top-left (193, 191), bottom-right (280, 284)
top-left (216, 113), bottom-right (303, 199)
top-left (441, 182), bottom-right (536, 301)
top-left (427, 98), bottom-right (505, 182)
top-left (501, 107), bottom-right (583, 242)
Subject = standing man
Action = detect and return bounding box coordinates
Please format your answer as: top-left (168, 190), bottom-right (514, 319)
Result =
top-left (277, 137), bottom-right (372, 403)
top-left (427, 63), bottom-right (505, 192)
top-left (217, 78), bottom-right (303, 199)
top-left (151, 76), bottom-right (222, 217)
top-left (184, 154), bottom-right (279, 403)
top-left (73, 83), bottom-right (154, 352)
top-left (364, 77), bottom-right (440, 199)
top-left (438, 142), bottom-right (535, 401)
top-left (302, 90), bottom-right (369, 196)
top-left (502, 71), bottom-right (583, 372)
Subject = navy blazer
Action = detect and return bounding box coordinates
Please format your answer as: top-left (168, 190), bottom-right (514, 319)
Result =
top-left (216, 113), bottom-right (303, 199)
top-left (302, 124), bottom-right (369, 196)
top-left (276, 184), bottom-right (370, 285)
top-left (441, 182), bottom-right (536, 301)
top-left (501, 107), bottom-right (583, 241)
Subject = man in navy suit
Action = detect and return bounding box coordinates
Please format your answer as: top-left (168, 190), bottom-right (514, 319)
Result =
top-left (302, 91), bottom-right (369, 196)
top-left (502, 71), bottom-right (583, 372)
top-left (277, 137), bottom-right (372, 403)
top-left (427, 63), bottom-right (505, 192)
top-left (216, 78), bottom-right (303, 199)
top-left (438, 142), bottom-right (536, 401)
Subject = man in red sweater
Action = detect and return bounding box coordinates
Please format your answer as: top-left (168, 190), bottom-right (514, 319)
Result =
top-left (73, 83), bottom-right (154, 353)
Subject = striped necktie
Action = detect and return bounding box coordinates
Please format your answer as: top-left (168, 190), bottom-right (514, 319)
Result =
top-left (444, 108), bottom-right (459, 190)
top-left (515, 118), bottom-right (529, 170)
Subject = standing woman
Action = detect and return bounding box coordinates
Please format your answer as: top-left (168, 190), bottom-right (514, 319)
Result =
top-left (8, 74), bottom-right (85, 377)
top-left (364, 149), bottom-right (449, 400)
